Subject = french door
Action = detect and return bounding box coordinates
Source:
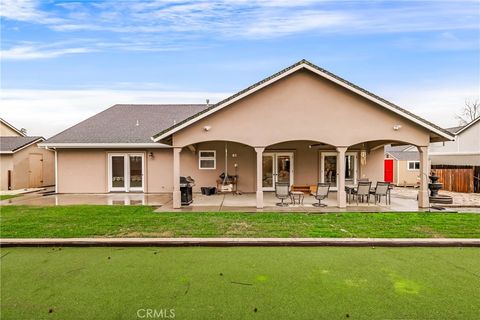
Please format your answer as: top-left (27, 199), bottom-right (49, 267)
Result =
top-left (262, 152), bottom-right (294, 191)
top-left (108, 153), bottom-right (144, 192)
top-left (320, 152), bottom-right (357, 190)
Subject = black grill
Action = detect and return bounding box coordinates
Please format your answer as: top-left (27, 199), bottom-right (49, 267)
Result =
top-left (180, 176), bottom-right (195, 205)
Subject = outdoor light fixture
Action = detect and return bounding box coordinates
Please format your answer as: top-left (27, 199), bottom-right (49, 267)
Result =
top-left (393, 124), bottom-right (402, 131)
top-left (148, 152), bottom-right (154, 159)
top-left (203, 125), bottom-right (212, 131)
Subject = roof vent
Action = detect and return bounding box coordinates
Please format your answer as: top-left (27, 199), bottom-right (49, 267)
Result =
top-left (173, 120), bottom-right (176, 125)
top-left (20, 128), bottom-right (27, 135)
top-left (206, 99), bottom-right (210, 107)
top-left (136, 120), bottom-right (139, 126)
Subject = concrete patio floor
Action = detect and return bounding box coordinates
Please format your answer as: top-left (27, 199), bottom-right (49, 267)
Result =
top-left (3, 188), bottom-right (478, 212)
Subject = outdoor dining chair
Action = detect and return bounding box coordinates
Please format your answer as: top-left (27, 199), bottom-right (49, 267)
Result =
top-left (275, 182), bottom-right (291, 207)
top-left (312, 182), bottom-right (330, 207)
top-left (353, 181), bottom-right (372, 205)
top-left (371, 182), bottom-right (391, 205)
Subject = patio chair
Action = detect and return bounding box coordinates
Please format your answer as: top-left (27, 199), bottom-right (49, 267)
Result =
top-left (371, 182), bottom-right (390, 205)
top-left (275, 182), bottom-right (291, 207)
top-left (353, 181), bottom-right (371, 205)
top-left (312, 182), bottom-right (330, 207)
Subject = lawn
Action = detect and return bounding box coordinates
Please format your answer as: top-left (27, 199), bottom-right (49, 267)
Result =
top-left (1, 205), bottom-right (479, 238)
top-left (1, 247), bottom-right (479, 319)
top-left (0, 194), bottom-right (19, 201)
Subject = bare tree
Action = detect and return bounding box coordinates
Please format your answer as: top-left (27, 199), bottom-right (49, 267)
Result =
top-left (456, 98), bottom-right (480, 125)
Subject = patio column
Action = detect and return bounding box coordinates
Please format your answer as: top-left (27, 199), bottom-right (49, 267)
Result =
top-left (173, 147), bottom-right (182, 209)
top-left (417, 146), bottom-right (429, 208)
top-left (336, 146), bottom-right (347, 208)
top-left (255, 147), bottom-right (265, 209)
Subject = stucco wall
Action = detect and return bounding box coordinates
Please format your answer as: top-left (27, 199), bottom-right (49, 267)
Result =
top-left (396, 160), bottom-right (420, 186)
top-left (12, 144), bottom-right (55, 189)
top-left (0, 155), bottom-right (13, 190)
top-left (430, 121), bottom-right (479, 156)
top-left (360, 148), bottom-right (385, 185)
top-left (173, 70), bottom-right (431, 148)
top-left (0, 122), bottom-right (21, 137)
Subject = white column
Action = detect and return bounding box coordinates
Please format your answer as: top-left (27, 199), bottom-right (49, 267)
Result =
top-left (417, 146), bottom-right (429, 208)
top-left (255, 147), bottom-right (265, 209)
top-left (173, 147), bottom-right (182, 209)
top-left (336, 146), bottom-right (347, 208)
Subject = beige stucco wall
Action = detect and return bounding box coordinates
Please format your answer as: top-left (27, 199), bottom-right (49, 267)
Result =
top-left (359, 148), bottom-right (385, 185)
top-left (0, 122), bottom-right (22, 137)
top-left (172, 70), bottom-right (431, 148)
top-left (0, 155), bottom-right (14, 190)
top-left (396, 160), bottom-right (420, 186)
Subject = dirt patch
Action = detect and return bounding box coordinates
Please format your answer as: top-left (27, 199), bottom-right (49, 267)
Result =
top-left (118, 231), bottom-right (175, 237)
top-left (413, 226), bottom-right (444, 238)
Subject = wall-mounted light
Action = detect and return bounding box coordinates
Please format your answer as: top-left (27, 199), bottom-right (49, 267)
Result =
top-left (203, 125), bottom-right (212, 132)
top-left (232, 153), bottom-right (237, 158)
top-left (393, 124), bottom-right (402, 131)
top-left (148, 152), bottom-right (155, 159)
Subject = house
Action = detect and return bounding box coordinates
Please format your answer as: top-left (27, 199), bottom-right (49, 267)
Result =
top-left (0, 118), bottom-right (55, 190)
top-left (384, 145), bottom-right (420, 187)
top-left (40, 60), bottom-right (454, 208)
top-left (429, 117), bottom-right (480, 193)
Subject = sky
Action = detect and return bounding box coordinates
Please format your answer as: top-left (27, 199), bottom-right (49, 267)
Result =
top-left (1, 0), bottom-right (479, 138)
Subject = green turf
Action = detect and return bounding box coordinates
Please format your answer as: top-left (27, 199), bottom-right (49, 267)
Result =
top-left (1, 205), bottom-right (480, 238)
top-left (0, 194), bottom-right (19, 201)
top-left (1, 247), bottom-right (479, 319)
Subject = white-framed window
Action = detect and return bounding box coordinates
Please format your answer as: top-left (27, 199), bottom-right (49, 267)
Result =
top-left (407, 161), bottom-right (420, 171)
top-left (199, 150), bottom-right (216, 169)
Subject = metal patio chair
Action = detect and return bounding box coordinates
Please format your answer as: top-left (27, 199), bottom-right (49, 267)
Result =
top-left (275, 182), bottom-right (291, 207)
top-left (353, 181), bottom-right (372, 205)
top-left (312, 182), bottom-right (330, 207)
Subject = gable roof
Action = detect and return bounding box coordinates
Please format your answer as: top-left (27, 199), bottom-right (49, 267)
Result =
top-left (152, 59), bottom-right (454, 143)
top-left (0, 118), bottom-right (26, 137)
top-left (0, 136), bottom-right (44, 154)
top-left (446, 125), bottom-right (465, 134)
top-left (455, 116), bottom-right (480, 135)
top-left (42, 104), bottom-right (208, 147)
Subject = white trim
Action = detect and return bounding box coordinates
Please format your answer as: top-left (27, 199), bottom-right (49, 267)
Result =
top-left (198, 150), bottom-right (216, 170)
top-left (321, 151), bottom-right (357, 190)
top-left (0, 151), bottom-right (13, 154)
top-left (54, 149), bottom-right (58, 193)
top-left (455, 117), bottom-right (480, 135)
top-left (152, 62), bottom-right (454, 142)
top-left (107, 153), bottom-right (145, 192)
top-left (38, 143), bottom-right (169, 149)
top-left (430, 151), bottom-right (480, 156)
top-left (385, 152), bottom-right (399, 161)
top-left (262, 152), bottom-right (294, 191)
top-left (0, 118), bottom-right (26, 136)
top-left (407, 160), bottom-right (420, 171)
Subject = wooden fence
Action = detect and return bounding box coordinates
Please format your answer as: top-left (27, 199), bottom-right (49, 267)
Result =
top-left (433, 167), bottom-right (474, 193)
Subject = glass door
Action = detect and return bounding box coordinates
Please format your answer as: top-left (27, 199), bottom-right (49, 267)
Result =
top-left (262, 153), bottom-right (275, 191)
top-left (262, 152), bottom-right (294, 191)
top-left (321, 152), bottom-right (357, 190)
top-left (108, 153), bottom-right (144, 192)
top-left (323, 154), bottom-right (337, 188)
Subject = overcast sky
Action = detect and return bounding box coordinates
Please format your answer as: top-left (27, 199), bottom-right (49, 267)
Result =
top-left (1, 0), bottom-right (479, 138)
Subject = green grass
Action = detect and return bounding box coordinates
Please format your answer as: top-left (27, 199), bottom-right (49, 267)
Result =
top-left (0, 194), bottom-right (19, 201)
top-left (1, 205), bottom-right (479, 238)
top-left (1, 247), bottom-right (479, 319)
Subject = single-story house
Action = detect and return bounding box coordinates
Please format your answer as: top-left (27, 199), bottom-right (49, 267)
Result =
top-left (429, 117), bottom-right (480, 193)
top-left (384, 145), bottom-right (420, 187)
top-left (0, 118), bottom-right (55, 190)
top-left (40, 60), bottom-right (455, 208)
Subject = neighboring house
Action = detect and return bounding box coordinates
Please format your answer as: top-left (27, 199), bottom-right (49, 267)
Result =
top-left (0, 119), bottom-right (55, 190)
top-left (40, 60), bottom-right (454, 208)
top-left (384, 145), bottom-right (420, 187)
top-left (429, 117), bottom-right (480, 193)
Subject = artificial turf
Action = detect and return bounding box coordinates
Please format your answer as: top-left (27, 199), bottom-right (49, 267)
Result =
top-left (1, 205), bottom-right (480, 238)
top-left (1, 247), bottom-right (479, 319)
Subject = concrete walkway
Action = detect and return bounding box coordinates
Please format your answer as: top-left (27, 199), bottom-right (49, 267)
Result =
top-left (1, 238), bottom-right (479, 247)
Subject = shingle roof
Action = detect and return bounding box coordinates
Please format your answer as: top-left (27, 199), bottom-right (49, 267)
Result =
top-left (386, 151), bottom-right (420, 161)
top-left (385, 145), bottom-right (412, 152)
top-left (0, 136), bottom-right (43, 152)
top-left (45, 104), bottom-right (208, 144)
top-left (152, 59), bottom-right (454, 141)
top-left (446, 126), bottom-right (464, 134)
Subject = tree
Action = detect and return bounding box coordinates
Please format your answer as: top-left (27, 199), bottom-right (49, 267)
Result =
top-left (456, 98), bottom-right (480, 125)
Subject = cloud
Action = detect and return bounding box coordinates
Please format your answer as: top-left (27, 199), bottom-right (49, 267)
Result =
top-left (0, 88), bottom-right (230, 137)
top-left (0, 44), bottom-right (93, 60)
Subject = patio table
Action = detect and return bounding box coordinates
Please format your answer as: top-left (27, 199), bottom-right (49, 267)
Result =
top-left (290, 191), bottom-right (304, 205)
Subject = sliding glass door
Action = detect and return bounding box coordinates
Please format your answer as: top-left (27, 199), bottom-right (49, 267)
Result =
top-left (321, 152), bottom-right (357, 190)
top-left (108, 153), bottom-right (144, 192)
top-left (262, 152), bottom-right (294, 191)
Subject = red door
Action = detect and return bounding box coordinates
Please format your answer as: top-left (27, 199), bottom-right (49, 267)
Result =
top-left (384, 159), bottom-right (394, 183)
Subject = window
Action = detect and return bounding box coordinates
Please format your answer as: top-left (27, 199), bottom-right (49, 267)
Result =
top-left (199, 150), bottom-right (216, 169)
top-left (407, 161), bottom-right (420, 170)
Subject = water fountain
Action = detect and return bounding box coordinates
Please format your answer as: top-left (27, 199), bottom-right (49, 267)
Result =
top-left (428, 171), bottom-right (453, 204)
